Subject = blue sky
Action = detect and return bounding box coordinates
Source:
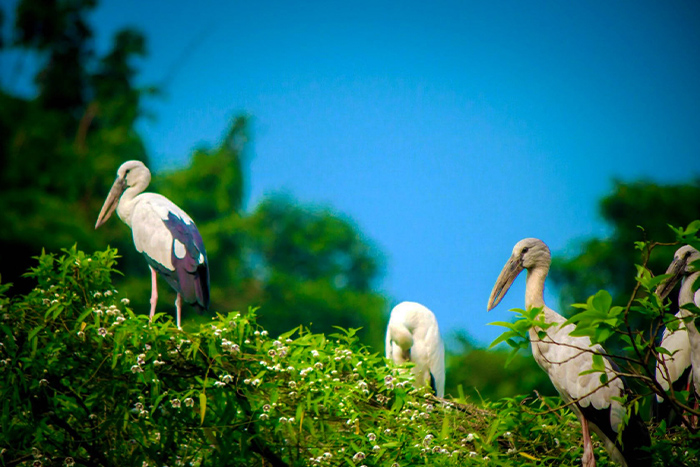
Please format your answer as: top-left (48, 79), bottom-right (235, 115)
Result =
top-left (6, 1), bottom-right (700, 346)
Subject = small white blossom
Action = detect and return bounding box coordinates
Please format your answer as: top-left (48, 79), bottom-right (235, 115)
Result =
top-left (171, 398), bottom-right (181, 409)
top-left (220, 374), bottom-right (233, 384)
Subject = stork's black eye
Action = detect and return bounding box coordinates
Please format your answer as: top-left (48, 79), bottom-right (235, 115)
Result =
top-left (522, 247), bottom-right (529, 254)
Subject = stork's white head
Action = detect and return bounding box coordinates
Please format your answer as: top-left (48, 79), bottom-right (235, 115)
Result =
top-left (117, 160), bottom-right (151, 189)
top-left (487, 238), bottom-right (551, 310)
top-left (656, 245), bottom-right (700, 300)
top-left (95, 160), bottom-right (151, 229)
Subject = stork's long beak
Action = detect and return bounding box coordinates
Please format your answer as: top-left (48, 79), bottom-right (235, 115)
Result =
top-left (95, 177), bottom-right (126, 229)
top-left (487, 256), bottom-right (523, 311)
top-left (655, 256), bottom-right (688, 300)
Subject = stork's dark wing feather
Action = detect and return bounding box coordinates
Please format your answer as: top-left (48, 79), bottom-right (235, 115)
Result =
top-left (162, 211), bottom-right (210, 310)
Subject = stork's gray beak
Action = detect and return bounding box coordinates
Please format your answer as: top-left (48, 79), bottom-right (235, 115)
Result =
top-left (655, 256), bottom-right (687, 301)
top-left (487, 256), bottom-right (523, 311)
top-left (95, 177), bottom-right (126, 229)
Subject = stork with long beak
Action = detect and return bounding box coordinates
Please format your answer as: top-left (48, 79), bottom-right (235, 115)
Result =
top-left (95, 160), bottom-right (210, 328)
top-left (487, 238), bottom-right (651, 467)
top-left (655, 245), bottom-right (700, 418)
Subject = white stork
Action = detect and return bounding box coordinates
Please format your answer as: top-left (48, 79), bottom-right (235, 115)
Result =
top-left (655, 245), bottom-right (700, 414)
top-left (95, 160), bottom-right (210, 328)
top-left (487, 238), bottom-right (650, 467)
top-left (385, 301), bottom-right (445, 397)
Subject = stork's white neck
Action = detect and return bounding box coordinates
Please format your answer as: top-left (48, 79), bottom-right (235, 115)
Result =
top-left (525, 266), bottom-right (548, 311)
top-left (679, 271), bottom-right (700, 316)
top-left (116, 183), bottom-right (148, 228)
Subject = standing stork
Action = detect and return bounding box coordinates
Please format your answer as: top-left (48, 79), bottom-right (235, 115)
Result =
top-left (385, 301), bottom-right (445, 397)
top-left (487, 238), bottom-right (650, 467)
top-left (95, 160), bottom-right (210, 328)
top-left (655, 245), bottom-right (700, 411)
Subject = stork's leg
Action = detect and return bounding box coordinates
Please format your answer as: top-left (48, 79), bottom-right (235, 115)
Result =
top-left (175, 293), bottom-right (183, 329)
top-left (579, 416), bottom-right (596, 467)
top-left (148, 266), bottom-right (158, 320)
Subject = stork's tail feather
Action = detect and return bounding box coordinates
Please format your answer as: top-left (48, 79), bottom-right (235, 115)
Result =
top-left (619, 412), bottom-right (652, 467)
top-left (194, 263), bottom-right (210, 311)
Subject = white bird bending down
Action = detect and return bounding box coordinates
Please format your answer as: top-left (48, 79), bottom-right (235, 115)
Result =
top-left (95, 160), bottom-right (210, 328)
top-left (655, 245), bottom-right (700, 413)
top-left (385, 301), bottom-right (445, 397)
top-left (487, 238), bottom-right (650, 467)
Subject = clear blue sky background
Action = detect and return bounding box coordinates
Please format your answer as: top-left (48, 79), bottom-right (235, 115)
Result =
top-left (6, 1), bottom-right (700, 347)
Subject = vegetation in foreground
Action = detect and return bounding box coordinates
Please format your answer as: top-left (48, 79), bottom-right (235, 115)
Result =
top-left (1, 238), bottom-right (699, 466)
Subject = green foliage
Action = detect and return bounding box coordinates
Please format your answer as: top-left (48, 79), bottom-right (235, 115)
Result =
top-left (445, 334), bottom-right (556, 402)
top-left (489, 307), bottom-right (556, 366)
top-left (0, 247), bottom-right (607, 466)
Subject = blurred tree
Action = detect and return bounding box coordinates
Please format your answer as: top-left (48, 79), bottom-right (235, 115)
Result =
top-left (157, 121), bottom-right (387, 350)
top-left (0, 0), bottom-right (149, 294)
top-left (244, 196), bottom-right (387, 349)
top-left (549, 180), bottom-right (700, 312)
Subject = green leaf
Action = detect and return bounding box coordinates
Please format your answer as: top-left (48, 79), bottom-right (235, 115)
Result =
top-left (199, 392), bottom-right (207, 425)
top-left (489, 330), bottom-right (520, 349)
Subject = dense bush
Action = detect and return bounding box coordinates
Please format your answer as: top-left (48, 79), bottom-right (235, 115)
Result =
top-left (0, 247), bottom-right (587, 466)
